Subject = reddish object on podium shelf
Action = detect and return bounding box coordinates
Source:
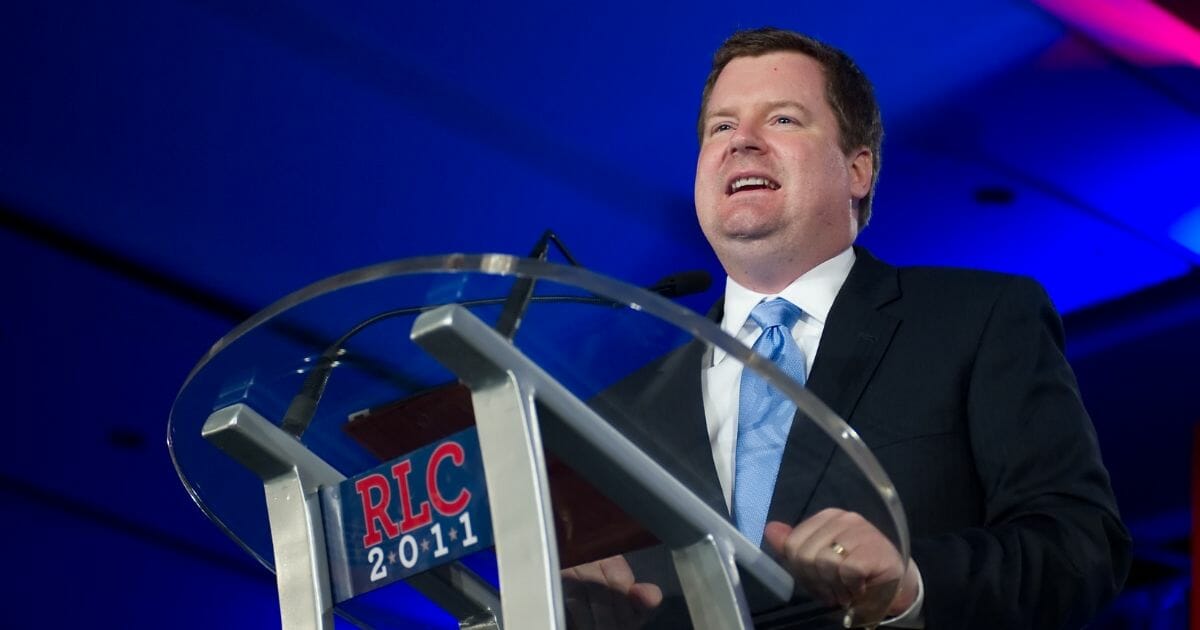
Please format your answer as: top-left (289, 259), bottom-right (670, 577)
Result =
top-left (343, 382), bottom-right (659, 568)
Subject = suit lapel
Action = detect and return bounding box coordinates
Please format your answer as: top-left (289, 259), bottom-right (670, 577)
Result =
top-left (767, 248), bottom-right (902, 528)
top-left (630, 338), bottom-right (729, 516)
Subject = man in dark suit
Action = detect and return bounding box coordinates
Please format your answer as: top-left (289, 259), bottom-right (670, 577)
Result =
top-left (566, 27), bottom-right (1129, 628)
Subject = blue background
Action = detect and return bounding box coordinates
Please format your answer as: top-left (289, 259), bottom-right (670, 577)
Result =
top-left (2, 1), bottom-right (1197, 626)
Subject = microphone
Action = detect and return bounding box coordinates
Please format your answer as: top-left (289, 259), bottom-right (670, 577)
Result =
top-left (648, 269), bottom-right (711, 297)
top-left (279, 267), bottom-right (712, 439)
top-left (495, 230), bottom-right (579, 340)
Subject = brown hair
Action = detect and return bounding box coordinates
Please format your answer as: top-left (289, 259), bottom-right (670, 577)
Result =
top-left (698, 27), bottom-right (884, 227)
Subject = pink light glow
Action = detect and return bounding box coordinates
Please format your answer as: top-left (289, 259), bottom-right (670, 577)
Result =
top-left (1034, 0), bottom-right (1200, 67)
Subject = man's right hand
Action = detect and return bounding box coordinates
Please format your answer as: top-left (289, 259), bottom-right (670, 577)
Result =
top-left (561, 555), bottom-right (663, 630)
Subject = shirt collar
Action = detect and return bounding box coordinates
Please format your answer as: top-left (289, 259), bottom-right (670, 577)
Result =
top-left (713, 247), bottom-right (856, 363)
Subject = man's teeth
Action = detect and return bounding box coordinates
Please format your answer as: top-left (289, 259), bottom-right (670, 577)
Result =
top-left (730, 177), bottom-right (779, 193)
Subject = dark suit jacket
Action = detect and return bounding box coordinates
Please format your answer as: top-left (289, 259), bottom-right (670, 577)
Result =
top-left (601, 247), bottom-right (1130, 628)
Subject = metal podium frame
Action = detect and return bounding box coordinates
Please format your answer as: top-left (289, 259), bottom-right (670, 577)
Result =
top-left (200, 304), bottom-right (793, 629)
top-left (175, 254), bottom-right (910, 630)
top-left (201, 403), bottom-right (503, 629)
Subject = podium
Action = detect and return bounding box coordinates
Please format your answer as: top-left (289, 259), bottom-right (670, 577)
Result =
top-left (168, 254), bottom-right (910, 629)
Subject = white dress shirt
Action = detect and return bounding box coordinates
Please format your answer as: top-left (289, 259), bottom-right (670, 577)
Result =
top-left (703, 247), bottom-right (856, 509)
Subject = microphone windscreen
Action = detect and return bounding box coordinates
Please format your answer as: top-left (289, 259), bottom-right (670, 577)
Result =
top-left (649, 270), bottom-right (712, 297)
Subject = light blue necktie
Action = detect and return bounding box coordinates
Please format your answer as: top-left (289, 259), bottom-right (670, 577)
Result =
top-left (733, 298), bottom-right (807, 546)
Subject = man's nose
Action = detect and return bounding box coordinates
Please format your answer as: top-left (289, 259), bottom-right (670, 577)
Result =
top-left (730, 125), bottom-right (764, 154)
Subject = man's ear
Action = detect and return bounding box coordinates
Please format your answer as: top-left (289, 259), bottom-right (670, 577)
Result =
top-left (848, 147), bottom-right (874, 202)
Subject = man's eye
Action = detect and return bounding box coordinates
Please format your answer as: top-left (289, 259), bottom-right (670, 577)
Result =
top-left (711, 122), bottom-right (733, 134)
top-left (775, 116), bottom-right (795, 125)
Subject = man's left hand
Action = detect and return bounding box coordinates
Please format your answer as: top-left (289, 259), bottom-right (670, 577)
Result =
top-left (763, 508), bottom-right (919, 619)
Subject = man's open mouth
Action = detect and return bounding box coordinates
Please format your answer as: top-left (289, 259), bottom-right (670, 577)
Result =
top-left (727, 176), bottom-right (781, 195)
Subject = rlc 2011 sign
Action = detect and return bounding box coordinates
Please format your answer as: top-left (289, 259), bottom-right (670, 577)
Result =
top-left (326, 428), bottom-right (493, 599)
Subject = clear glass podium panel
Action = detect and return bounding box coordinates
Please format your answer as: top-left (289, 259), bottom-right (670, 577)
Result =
top-left (169, 254), bottom-right (909, 628)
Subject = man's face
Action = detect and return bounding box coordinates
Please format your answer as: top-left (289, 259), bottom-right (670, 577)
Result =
top-left (694, 52), bottom-right (871, 283)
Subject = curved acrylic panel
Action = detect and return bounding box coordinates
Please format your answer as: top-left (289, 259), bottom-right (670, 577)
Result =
top-left (169, 254), bottom-right (910, 627)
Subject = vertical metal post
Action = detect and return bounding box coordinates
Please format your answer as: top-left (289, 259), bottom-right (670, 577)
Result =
top-left (471, 374), bottom-right (564, 629)
top-left (265, 472), bottom-right (336, 628)
top-left (671, 535), bottom-right (755, 630)
top-left (414, 307), bottom-right (565, 630)
top-left (203, 404), bottom-right (340, 629)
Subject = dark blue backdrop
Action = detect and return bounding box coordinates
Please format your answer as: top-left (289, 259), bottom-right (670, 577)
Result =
top-left (2, 1), bottom-right (1197, 626)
